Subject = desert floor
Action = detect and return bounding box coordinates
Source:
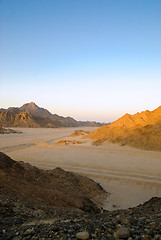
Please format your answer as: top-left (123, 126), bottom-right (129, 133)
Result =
top-left (0, 127), bottom-right (161, 210)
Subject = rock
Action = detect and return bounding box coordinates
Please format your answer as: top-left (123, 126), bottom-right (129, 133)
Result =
top-left (115, 215), bottom-right (121, 221)
top-left (23, 228), bottom-right (35, 236)
top-left (142, 235), bottom-right (152, 240)
top-left (121, 218), bottom-right (131, 226)
top-left (107, 228), bottom-right (113, 233)
top-left (149, 221), bottom-right (156, 228)
top-left (91, 233), bottom-right (97, 238)
top-left (107, 233), bottom-right (112, 238)
top-left (145, 229), bottom-right (153, 235)
top-left (116, 224), bottom-right (122, 230)
top-left (154, 235), bottom-right (161, 240)
top-left (60, 236), bottom-right (67, 240)
top-left (135, 236), bottom-right (141, 240)
top-left (76, 231), bottom-right (90, 239)
top-left (117, 227), bottom-right (130, 239)
top-left (113, 231), bottom-right (119, 239)
top-left (95, 227), bottom-right (101, 232)
top-left (138, 217), bottom-right (146, 221)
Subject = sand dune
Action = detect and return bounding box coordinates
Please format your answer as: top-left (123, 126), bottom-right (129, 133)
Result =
top-left (0, 127), bottom-right (161, 210)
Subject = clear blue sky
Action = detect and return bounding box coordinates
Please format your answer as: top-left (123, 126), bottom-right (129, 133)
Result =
top-left (0, 0), bottom-right (161, 122)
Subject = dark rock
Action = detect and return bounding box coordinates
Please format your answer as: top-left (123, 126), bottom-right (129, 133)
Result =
top-left (117, 227), bottom-right (130, 238)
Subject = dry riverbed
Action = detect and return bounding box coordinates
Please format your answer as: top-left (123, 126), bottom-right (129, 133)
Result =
top-left (0, 127), bottom-right (161, 210)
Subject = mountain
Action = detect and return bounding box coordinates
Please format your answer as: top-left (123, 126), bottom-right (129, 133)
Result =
top-left (19, 102), bottom-right (52, 116)
top-left (0, 152), bottom-right (107, 213)
top-left (0, 102), bottom-right (104, 128)
top-left (0, 108), bottom-right (6, 113)
top-left (87, 106), bottom-right (161, 151)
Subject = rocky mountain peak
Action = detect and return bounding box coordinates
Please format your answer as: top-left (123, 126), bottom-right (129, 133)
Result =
top-left (19, 102), bottom-right (52, 116)
top-left (29, 101), bottom-right (36, 106)
top-left (0, 102), bottom-right (105, 128)
top-left (21, 102), bottom-right (38, 110)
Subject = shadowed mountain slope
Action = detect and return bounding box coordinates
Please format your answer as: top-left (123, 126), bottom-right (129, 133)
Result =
top-left (0, 152), bottom-right (108, 213)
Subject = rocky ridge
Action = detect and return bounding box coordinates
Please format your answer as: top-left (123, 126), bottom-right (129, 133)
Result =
top-left (87, 106), bottom-right (161, 151)
top-left (0, 152), bottom-right (108, 213)
top-left (0, 153), bottom-right (161, 239)
top-left (0, 102), bottom-right (105, 128)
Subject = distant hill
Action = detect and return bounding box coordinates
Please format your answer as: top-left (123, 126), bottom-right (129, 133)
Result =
top-left (0, 102), bottom-right (105, 128)
top-left (87, 106), bottom-right (161, 151)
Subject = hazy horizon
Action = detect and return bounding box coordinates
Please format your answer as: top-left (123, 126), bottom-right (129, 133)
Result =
top-left (0, 0), bottom-right (161, 122)
top-left (1, 101), bottom-right (161, 123)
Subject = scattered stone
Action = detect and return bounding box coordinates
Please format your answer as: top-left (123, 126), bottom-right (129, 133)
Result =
top-left (0, 173), bottom-right (161, 240)
top-left (76, 231), bottom-right (90, 239)
top-left (116, 224), bottom-right (122, 230)
top-left (91, 233), bottom-right (97, 238)
top-left (117, 227), bottom-right (130, 238)
top-left (121, 218), bottom-right (131, 226)
top-left (107, 233), bottom-right (112, 238)
top-left (142, 235), bottom-right (152, 240)
top-left (154, 235), bottom-right (161, 240)
top-left (23, 228), bottom-right (35, 236)
top-left (145, 229), bottom-right (152, 235)
top-left (113, 231), bottom-right (119, 239)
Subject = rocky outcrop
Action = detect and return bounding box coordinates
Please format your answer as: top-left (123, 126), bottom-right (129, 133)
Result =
top-left (87, 106), bottom-right (161, 151)
top-left (70, 130), bottom-right (90, 137)
top-left (0, 127), bottom-right (21, 134)
top-left (0, 152), bottom-right (108, 213)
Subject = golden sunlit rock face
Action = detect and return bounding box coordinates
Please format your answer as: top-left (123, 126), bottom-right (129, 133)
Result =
top-left (70, 130), bottom-right (90, 137)
top-left (87, 106), bottom-right (161, 151)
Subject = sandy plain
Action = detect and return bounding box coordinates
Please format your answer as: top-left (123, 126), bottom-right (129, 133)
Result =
top-left (0, 127), bottom-right (161, 210)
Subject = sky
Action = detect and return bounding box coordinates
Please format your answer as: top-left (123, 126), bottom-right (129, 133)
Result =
top-left (0, 0), bottom-right (161, 122)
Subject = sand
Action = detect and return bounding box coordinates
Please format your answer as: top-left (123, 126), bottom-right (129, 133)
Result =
top-left (0, 127), bottom-right (161, 210)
